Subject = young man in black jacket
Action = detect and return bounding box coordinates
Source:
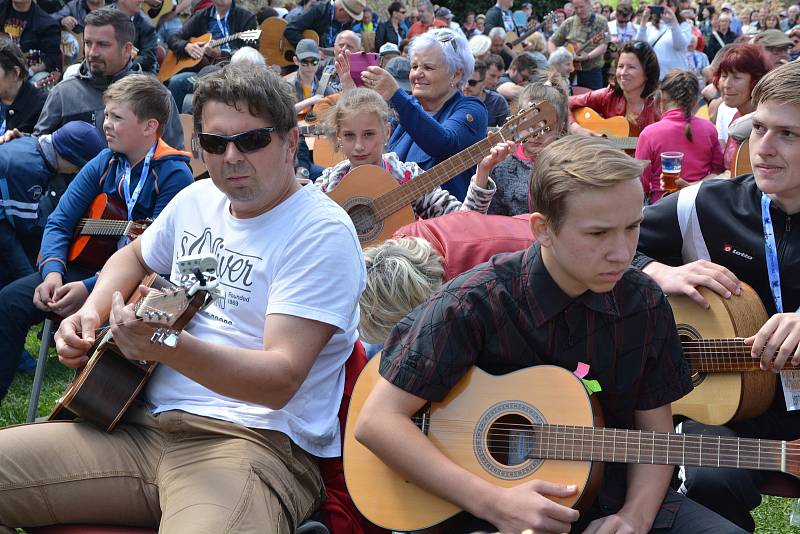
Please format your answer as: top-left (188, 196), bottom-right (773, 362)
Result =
top-left (634, 60), bottom-right (800, 532)
top-left (164, 0), bottom-right (256, 112)
top-left (0, 0), bottom-right (61, 76)
top-left (284, 0), bottom-right (364, 48)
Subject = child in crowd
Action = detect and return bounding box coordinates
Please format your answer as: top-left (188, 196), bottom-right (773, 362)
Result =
top-left (488, 71), bottom-right (570, 216)
top-left (312, 88), bottom-right (512, 219)
top-left (635, 69), bottom-right (725, 202)
top-left (0, 74), bottom-right (194, 404)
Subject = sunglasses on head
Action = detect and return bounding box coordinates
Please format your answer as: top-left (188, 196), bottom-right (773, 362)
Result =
top-left (300, 58), bottom-right (320, 66)
top-left (435, 31), bottom-right (458, 51)
top-left (467, 77), bottom-right (485, 86)
top-left (197, 127), bottom-right (276, 155)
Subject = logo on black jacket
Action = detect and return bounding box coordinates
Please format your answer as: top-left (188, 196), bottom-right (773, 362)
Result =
top-left (723, 243), bottom-right (753, 261)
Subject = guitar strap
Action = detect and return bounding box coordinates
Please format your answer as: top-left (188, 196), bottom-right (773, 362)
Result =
top-left (676, 182), bottom-right (711, 262)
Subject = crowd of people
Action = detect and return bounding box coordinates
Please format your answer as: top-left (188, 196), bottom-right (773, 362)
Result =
top-left (0, 0), bottom-right (798, 532)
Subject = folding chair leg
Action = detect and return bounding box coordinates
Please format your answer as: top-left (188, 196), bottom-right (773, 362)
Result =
top-left (27, 318), bottom-right (55, 423)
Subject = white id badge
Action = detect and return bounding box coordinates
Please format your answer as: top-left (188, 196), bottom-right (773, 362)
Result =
top-left (780, 370), bottom-right (800, 411)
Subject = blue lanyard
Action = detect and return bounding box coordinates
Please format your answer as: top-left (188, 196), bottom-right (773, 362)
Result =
top-left (761, 193), bottom-right (798, 314)
top-left (214, 8), bottom-right (230, 39)
top-left (121, 142), bottom-right (157, 220)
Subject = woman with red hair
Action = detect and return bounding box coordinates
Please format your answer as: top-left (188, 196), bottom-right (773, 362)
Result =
top-left (712, 43), bottom-right (771, 169)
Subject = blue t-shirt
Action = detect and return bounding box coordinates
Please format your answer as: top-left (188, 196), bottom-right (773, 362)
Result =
top-left (207, 9), bottom-right (231, 53)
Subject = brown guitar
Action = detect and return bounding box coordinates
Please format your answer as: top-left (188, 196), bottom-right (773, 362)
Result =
top-left (49, 273), bottom-right (209, 431)
top-left (327, 102), bottom-right (557, 248)
top-left (669, 283), bottom-right (798, 425)
top-left (572, 106), bottom-right (639, 150)
top-left (67, 194), bottom-right (150, 270)
top-left (259, 17), bottom-right (320, 67)
top-left (505, 12), bottom-right (555, 55)
top-left (157, 29), bottom-right (262, 82)
top-left (566, 30), bottom-right (607, 72)
top-left (343, 358), bottom-right (800, 531)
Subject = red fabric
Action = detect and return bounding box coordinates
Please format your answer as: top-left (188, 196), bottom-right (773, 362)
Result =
top-left (568, 86), bottom-right (661, 134)
top-left (393, 211), bottom-right (535, 282)
top-left (317, 340), bottom-right (387, 534)
top-left (192, 0), bottom-right (212, 12)
top-left (691, 26), bottom-right (704, 52)
top-left (405, 19), bottom-right (448, 40)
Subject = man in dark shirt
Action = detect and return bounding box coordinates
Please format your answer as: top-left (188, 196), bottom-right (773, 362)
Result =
top-left (463, 59), bottom-right (508, 127)
top-left (283, 0), bottom-right (364, 48)
top-left (0, 0), bottom-right (61, 75)
top-left (354, 136), bottom-right (746, 533)
top-left (113, 0), bottom-right (158, 72)
top-left (633, 60), bottom-right (800, 532)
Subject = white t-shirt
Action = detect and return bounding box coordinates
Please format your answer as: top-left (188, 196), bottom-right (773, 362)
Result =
top-left (715, 102), bottom-right (738, 146)
top-left (138, 180), bottom-right (365, 457)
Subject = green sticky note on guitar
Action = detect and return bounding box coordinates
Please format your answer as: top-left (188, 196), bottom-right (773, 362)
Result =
top-left (582, 379), bottom-right (602, 395)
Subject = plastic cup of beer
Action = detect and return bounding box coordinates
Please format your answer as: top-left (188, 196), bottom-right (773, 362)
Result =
top-left (660, 152), bottom-right (684, 194)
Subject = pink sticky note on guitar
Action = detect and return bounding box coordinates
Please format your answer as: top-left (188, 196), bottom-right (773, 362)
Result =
top-left (574, 362), bottom-right (590, 379)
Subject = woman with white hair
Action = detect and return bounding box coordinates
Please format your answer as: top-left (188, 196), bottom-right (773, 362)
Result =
top-left (357, 28), bottom-right (489, 200)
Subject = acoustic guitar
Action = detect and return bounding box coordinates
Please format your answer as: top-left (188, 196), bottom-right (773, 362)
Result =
top-left (327, 102), bottom-right (557, 248)
top-left (157, 29), bottom-right (262, 82)
top-left (566, 30), bottom-right (606, 72)
top-left (668, 283), bottom-right (797, 425)
top-left (67, 194), bottom-right (150, 270)
top-left (505, 12), bottom-right (555, 55)
top-left (259, 17), bottom-right (320, 67)
top-left (572, 106), bottom-right (638, 150)
top-left (144, 0), bottom-right (175, 27)
top-left (49, 273), bottom-right (210, 431)
top-left (343, 358), bottom-right (800, 531)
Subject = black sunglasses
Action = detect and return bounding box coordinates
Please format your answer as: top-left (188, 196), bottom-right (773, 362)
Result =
top-left (467, 77), bottom-right (485, 86)
top-left (300, 58), bottom-right (320, 66)
top-left (197, 127), bottom-right (276, 155)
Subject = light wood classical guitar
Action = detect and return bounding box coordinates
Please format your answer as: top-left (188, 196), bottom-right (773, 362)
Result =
top-left (732, 138), bottom-right (752, 176)
top-left (505, 12), bottom-right (555, 55)
top-left (327, 102), bottom-right (557, 248)
top-left (67, 194), bottom-right (150, 270)
top-left (669, 283), bottom-right (797, 425)
top-left (572, 106), bottom-right (638, 150)
top-left (157, 29), bottom-right (261, 82)
top-left (259, 17), bottom-right (320, 67)
top-left (49, 274), bottom-right (209, 431)
top-left (344, 358), bottom-right (800, 531)
top-left (566, 30), bottom-right (606, 72)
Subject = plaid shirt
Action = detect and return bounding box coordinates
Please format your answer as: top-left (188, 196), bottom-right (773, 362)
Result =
top-left (380, 243), bottom-right (693, 522)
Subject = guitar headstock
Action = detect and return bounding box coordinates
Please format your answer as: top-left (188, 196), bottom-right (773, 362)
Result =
top-left (495, 101), bottom-right (558, 144)
top-left (239, 29), bottom-right (262, 41)
top-left (126, 219), bottom-right (152, 241)
top-left (135, 286), bottom-right (209, 347)
top-left (34, 70), bottom-right (62, 90)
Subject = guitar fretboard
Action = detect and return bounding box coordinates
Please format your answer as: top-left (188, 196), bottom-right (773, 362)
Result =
top-left (681, 338), bottom-right (800, 372)
top-left (75, 219), bottom-right (130, 237)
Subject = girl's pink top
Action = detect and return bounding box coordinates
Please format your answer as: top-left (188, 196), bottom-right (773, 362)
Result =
top-left (635, 108), bottom-right (725, 202)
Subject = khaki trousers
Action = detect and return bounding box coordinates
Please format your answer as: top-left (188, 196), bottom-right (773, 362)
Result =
top-left (0, 405), bottom-right (324, 534)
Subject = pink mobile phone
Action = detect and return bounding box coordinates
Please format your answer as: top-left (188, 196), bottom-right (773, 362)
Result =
top-left (349, 52), bottom-right (380, 87)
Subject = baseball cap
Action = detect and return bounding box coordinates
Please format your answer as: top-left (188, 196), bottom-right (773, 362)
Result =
top-left (385, 56), bottom-right (410, 92)
top-left (435, 7), bottom-right (453, 20)
top-left (52, 121), bottom-right (105, 167)
top-left (754, 29), bottom-right (793, 48)
top-left (379, 42), bottom-right (401, 57)
top-left (295, 39), bottom-right (321, 60)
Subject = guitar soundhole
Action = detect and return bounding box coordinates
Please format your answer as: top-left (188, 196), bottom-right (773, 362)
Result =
top-left (677, 324), bottom-right (706, 387)
top-left (343, 198), bottom-right (382, 243)
top-left (487, 413), bottom-right (534, 466)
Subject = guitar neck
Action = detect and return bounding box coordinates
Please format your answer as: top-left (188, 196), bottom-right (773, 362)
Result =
top-left (372, 135), bottom-right (500, 220)
top-left (602, 136), bottom-right (638, 150)
top-left (207, 31), bottom-right (246, 49)
top-left (530, 424), bottom-right (790, 474)
top-left (682, 338), bottom-right (800, 372)
top-left (76, 218), bottom-right (131, 237)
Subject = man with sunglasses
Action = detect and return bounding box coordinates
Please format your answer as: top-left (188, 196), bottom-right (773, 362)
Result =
top-left (0, 63), bottom-right (365, 532)
top-left (463, 59), bottom-right (509, 127)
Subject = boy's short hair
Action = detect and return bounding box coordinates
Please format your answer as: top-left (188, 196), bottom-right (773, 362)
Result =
top-left (530, 135), bottom-right (646, 232)
top-left (751, 59), bottom-right (800, 109)
top-left (193, 63), bottom-right (296, 138)
top-left (103, 74), bottom-right (171, 137)
top-left (360, 237), bottom-right (444, 344)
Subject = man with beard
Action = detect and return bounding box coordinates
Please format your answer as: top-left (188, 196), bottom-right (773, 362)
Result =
top-left (33, 7), bottom-right (184, 149)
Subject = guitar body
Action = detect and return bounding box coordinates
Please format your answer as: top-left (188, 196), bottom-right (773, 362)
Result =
top-left (670, 284), bottom-right (774, 425)
top-left (573, 107), bottom-right (631, 137)
top-left (732, 138), bottom-right (751, 176)
top-left (259, 17), bottom-right (319, 67)
top-left (326, 165), bottom-right (415, 248)
top-left (67, 194), bottom-right (126, 269)
top-left (48, 275), bottom-right (164, 430)
top-left (157, 33), bottom-right (210, 82)
top-left (344, 359), bottom-right (602, 531)
top-left (146, 0), bottom-right (175, 27)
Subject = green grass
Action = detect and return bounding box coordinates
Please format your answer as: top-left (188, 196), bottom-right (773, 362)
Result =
top-left (1, 327), bottom-right (799, 532)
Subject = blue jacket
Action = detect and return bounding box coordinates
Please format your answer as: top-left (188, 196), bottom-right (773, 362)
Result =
top-left (38, 139), bottom-right (193, 286)
top-left (388, 90), bottom-right (488, 200)
top-left (0, 136), bottom-right (55, 235)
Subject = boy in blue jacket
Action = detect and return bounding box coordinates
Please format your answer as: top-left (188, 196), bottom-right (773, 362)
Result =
top-left (0, 73), bottom-right (194, 404)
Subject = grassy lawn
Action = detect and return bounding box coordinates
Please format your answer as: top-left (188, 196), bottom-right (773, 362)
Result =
top-left (2, 328), bottom-right (799, 532)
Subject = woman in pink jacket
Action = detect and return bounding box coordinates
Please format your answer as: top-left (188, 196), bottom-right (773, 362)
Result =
top-left (635, 69), bottom-right (725, 203)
